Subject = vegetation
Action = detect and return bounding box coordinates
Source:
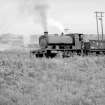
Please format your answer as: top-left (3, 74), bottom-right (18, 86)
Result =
top-left (0, 51), bottom-right (105, 105)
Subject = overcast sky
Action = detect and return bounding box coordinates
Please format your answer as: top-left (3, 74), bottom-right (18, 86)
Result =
top-left (49, 0), bottom-right (105, 34)
top-left (0, 0), bottom-right (105, 35)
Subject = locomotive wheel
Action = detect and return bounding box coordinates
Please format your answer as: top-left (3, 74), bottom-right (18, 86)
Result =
top-left (45, 50), bottom-right (57, 58)
top-left (62, 51), bottom-right (73, 57)
top-left (96, 51), bottom-right (100, 56)
top-left (103, 52), bottom-right (105, 55)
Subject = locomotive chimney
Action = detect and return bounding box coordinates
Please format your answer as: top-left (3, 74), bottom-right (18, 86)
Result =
top-left (44, 31), bottom-right (48, 36)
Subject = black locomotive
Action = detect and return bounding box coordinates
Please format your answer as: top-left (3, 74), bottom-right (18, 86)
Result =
top-left (31, 32), bottom-right (105, 57)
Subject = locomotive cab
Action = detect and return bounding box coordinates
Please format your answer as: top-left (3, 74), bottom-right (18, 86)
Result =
top-left (70, 33), bottom-right (84, 49)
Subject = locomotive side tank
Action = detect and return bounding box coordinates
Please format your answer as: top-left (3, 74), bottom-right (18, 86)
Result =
top-left (39, 32), bottom-right (73, 49)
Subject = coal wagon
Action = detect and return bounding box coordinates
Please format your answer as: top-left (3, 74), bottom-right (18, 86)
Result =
top-left (84, 40), bottom-right (105, 55)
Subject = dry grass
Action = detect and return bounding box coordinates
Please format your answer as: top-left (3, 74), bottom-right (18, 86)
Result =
top-left (0, 51), bottom-right (105, 105)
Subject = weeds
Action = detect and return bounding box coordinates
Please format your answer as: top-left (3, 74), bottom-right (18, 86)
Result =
top-left (0, 51), bottom-right (105, 105)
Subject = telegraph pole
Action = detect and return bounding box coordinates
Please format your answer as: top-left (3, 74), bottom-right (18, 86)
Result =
top-left (95, 11), bottom-right (104, 41)
top-left (95, 12), bottom-right (99, 41)
top-left (100, 12), bottom-right (104, 40)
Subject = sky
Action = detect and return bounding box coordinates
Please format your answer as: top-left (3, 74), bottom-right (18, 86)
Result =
top-left (0, 0), bottom-right (105, 36)
top-left (49, 0), bottom-right (105, 34)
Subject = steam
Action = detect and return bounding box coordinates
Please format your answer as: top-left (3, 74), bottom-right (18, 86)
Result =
top-left (48, 18), bottom-right (64, 33)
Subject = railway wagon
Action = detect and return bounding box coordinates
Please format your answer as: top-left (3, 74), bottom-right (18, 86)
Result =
top-left (85, 40), bottom-right (105, 55)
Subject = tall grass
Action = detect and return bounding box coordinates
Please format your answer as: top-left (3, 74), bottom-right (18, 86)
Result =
top-left (0, 51), bottom-right (105, 105)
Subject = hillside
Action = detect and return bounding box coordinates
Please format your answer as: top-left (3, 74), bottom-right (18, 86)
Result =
top-left (0, 52), bottom-right (105, 105)
top-left (0, 33), bottom-right (40, 51)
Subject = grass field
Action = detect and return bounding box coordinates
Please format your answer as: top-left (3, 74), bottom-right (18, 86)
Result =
top-left (0, 51), bottom-right (105, 105)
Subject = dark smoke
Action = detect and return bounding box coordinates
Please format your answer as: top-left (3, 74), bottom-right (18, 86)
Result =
top-left (35, 3), bottom-right (49, 32)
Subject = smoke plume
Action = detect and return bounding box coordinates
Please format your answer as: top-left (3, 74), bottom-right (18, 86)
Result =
top-left (21, 0), bottom-right (49, 32)
top-left (35, 1), bottom-right (49, 32)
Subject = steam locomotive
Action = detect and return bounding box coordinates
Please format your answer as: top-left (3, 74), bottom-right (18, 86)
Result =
top-left (31, 32), bottom-right (105, 57)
